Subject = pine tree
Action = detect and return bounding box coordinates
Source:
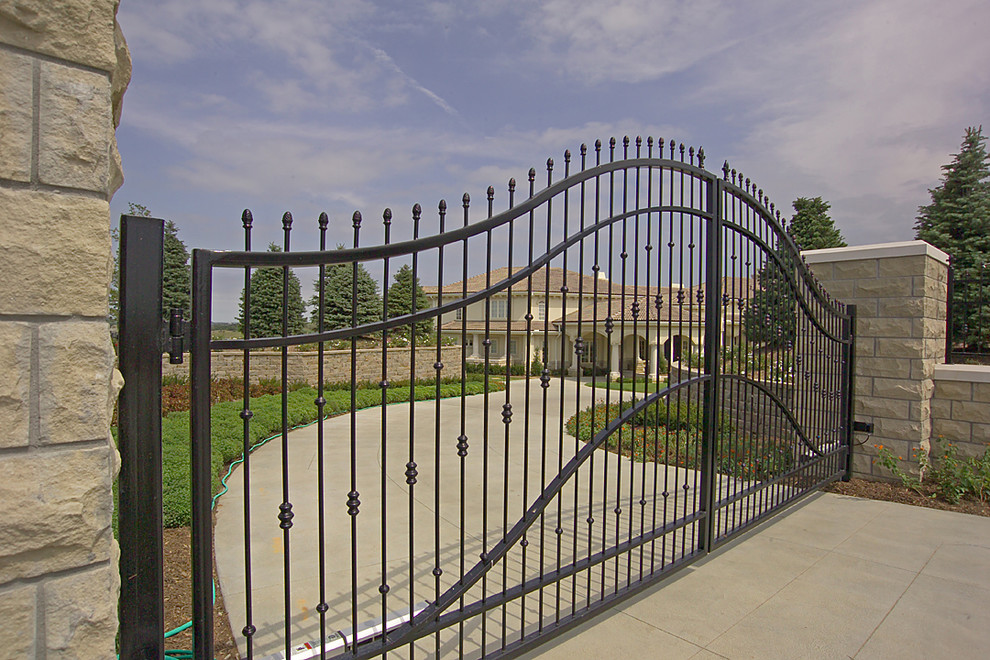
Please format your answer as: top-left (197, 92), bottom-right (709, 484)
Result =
top-left (386, 264), bottom-right (434, 340)
top-left (916, 126), bottom-right (990, 350)
top-left (311, 246), bottom-right (381, 330)
top-left (238, 244), bottom-right (307, 338)
top-left (744, 197), bottom-right (846, 347)
top-left (788, 197), bottom-right (846, 250)
top-left (162, 220), bottom-right (190, 321)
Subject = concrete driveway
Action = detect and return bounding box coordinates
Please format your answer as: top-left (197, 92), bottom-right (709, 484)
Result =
top-left (213, 379), bottom-right (990, 659)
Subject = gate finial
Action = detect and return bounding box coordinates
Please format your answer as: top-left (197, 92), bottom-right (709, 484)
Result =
top-left (241, 208), bottom-right (253, 229)
top-left (318, 211), bottom-right (329, 230)
top-left (722, 161), bottom-right (730, 180)
top-left (689, 146), bottom-right (695, 165)
top-left (351, 210), bottom-right (362, 229)
top-left (697, 146), bottom-right (705, 168)
top-left (382, 208), bottom-right (391, 226)
top-left (462, 192), bottom-right (470, 208)
top-left (281, 211), bottom-right (293, 230)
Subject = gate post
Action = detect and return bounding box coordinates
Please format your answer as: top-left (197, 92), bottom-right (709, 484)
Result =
top-left (190, 249), bottom-right (215, 660)
top-left (700, 176), bottom-right (723, 553)
top-left (117, 214), bottom-right (166, 659)
top-left (841, 304), bottom-right (857, 481)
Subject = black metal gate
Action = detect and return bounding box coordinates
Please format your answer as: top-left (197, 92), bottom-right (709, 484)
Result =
top-left (118, 136), bottom-right (854, 660)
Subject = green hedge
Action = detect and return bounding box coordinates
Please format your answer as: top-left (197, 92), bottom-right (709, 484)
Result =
top-left (160, 378), bottom-right (503, 527)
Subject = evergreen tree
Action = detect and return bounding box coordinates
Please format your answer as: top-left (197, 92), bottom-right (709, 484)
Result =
top-left (744, 197), bottom-right (846, 347)
top-left (788, 197), bottom-right (846, 250)
top-left (162, 220), bottom-right (190, 321)
top-left (238, 244), bottom-right (307, 338)
top-left (915, 127), bottom-right (990, 350)
top-left (311, 246), bottom-right (381, 330)
top-left (386, 264), bottom-right (434, 340)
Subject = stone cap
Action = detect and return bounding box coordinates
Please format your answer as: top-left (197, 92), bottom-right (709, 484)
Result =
top-left (934, 363), bottom-right (990, 383)
top-left (802, 240), bottom-right (949, 265)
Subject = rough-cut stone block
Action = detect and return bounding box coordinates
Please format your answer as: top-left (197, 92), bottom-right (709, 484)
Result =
top-left (856, 395), bottom-right (909, 419)
top-left (0, 322), bottom-right (32, 448)
top-left (833, 259), bottom-right (877, 280)
top-left (856, 277), bottom-right (913, 298)
top-left (850, 451), bottom-right (875, 478)
top-left (970, 423), bottom-right (990, 444)
top-left (930, 398), bottom-right (952, 420)
top-left (0, 0), bottom-right (118, 71)
top-left (807, 262), bottom-right (834, 281)
top-left (38, 322), bottom-right (114, 445)
top-left (875, 337), bottom-right (923, 358)
top-left (873, 377), bottom-right (923, 400)
top-left (910, 358), bottom-right (935, 381)
top-left (45, 564), bottom-right (118, 659)
top-left (0, 584), bottom-right (36, 657)
top-left (854, 336), bottom-right (875, 357)
top-left (931, 418), bottom-right (970, 443)
top-left (952, 400), bottom-right (990, 424)
top-left (860, 317), bottom-right (913, 338)
top-left (972, 382), bottom-right (990, 402)
top-left (934, 380), bottom-right (972, 401)
top-left (877, 297), bottom-right (923, 318)
top-left (0, 49), bottom-right (33, 182)
top-left (854, 356), bottom-right (903, 379)
top-left (877, 417), bottom-right (923, 439)
top-left (39, 61), bottom-right (112, 192)
top-left (817, 279), bottom-right (855, 301)
top-left (0, 447), bottom-right (114, 584)
top-left (877, 255), bottom-right (925, 278)
top-left (0, 188), bottom-right (111, 316)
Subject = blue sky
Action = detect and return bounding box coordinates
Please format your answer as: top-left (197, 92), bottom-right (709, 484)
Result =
top-left (112, 0), bottom-right (990, 320)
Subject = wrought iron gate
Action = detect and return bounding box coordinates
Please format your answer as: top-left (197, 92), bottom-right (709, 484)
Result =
top-left (119, 136), bottom-right (854, 660)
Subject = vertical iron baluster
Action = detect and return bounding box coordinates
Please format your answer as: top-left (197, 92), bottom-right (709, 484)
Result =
top-left (433, 200), bottom-right (446, 659)
top-left (574, 144), bottom-right (588, 611)
top-left (520, 176), bottom-right (533, 643)
top-left (280, 211), bottom-right (294, 660)
top-left (480, 183), bottom-right (498, 653)
top-left (501, 180), bottom-right (517, 651)
top-left (633, 136), bottom-right (648, 583)
top-left (407, 204), bottom-right (421, 660)
top-left (550, 153), bottom-right (567, 625)
top-left (615, 137), bottom-right (630, 589)
top-left (240, 210), bottom-right (256, 658)
top-left (603, 137), bottom-right (616, 595)
top-left (458, 194), bottom-right (470, 658)
top-left (701, 173), bottom-right (722, 553)
top-left (592, 139), bottom-right (607, 599)
top-left (348, 211), bottom-right (361, 656)
top-left (380, 208), bottom-right (392, 655)
top-left (316, 211), bottom-right (329, 658)
top-left (535, 163), bottom-right (550, 630)
top-left (671, 140), bottom-right (684, 566)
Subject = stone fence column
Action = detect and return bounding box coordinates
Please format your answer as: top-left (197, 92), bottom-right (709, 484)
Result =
top-left (0, 1), bottom-right (129, 657)
top-left (803, 241), bottom-right (949, 479)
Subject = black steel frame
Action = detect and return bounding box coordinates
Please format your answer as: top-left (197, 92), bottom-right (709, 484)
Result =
top-left (117, 137), bottom-right (855, 660)
top-left (945, 260), bottom-right (990, 364)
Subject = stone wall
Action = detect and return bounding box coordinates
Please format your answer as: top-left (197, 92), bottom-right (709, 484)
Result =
top-left (163, 345), bottom-right (468, 385)
top-left (804, 241), bottom-right (949, 479)
top-left (0, 1), bottom-right (128, 657)
top-left (931, 364), bottom-right (990, 459)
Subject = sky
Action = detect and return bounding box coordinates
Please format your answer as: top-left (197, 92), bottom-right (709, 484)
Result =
top-left (112, 0), bottom-right (990, 321)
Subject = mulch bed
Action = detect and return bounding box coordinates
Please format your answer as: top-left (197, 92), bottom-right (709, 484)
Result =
top-left (163, 526), bottom-right (239, 659)
top-left (823, 478), bottom-right (990, 517)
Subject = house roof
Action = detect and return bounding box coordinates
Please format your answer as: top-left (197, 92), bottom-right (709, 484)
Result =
top-left (423, 267), bottom-right (622, 297)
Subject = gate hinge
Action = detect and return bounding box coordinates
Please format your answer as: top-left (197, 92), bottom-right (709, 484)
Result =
top-left (162, 308), bottom-right (189, 364)
top-left (853, 420), bottom-right (874, 434)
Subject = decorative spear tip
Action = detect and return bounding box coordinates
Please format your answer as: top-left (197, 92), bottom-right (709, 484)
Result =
top-left (382, 208), bottom-right (392, 224)
top-left (722, 160), bottom-right (730, 179)
top-left (528, 167), bottom-right (536, 180)
top-left (487, 185), bottom-right (495, 198)
top-left (547, 157), bottom-right (554, 169)
top-left (508, 178), bottom-right (516, 191)
top-left (462, 192), bottom-right (470, 206)
top-left (609, 137), bottom-right (616, 147)
top-left (241, 208), bottom-right (253, 228)
top-left (647, 136), bottom-right (653, 146)
top-left (564, 149), bottom-right (571, 161)
top-left (580, 143), bottom-right (587, 155)
top-left (595, 138), bottom-right (602, 149)
top-left (623, 136), bottom-right (630, 146)
top-left (282, 211), bottom-right (293, 228)
top-left (438, 199), bottom-right (447, 212)
top-left (697, 146), bottom-right (705, 167)
top-left (318, 211), bottom-right (329, 229)
top-left (351, 210), bottom-right (362, 228)
top-left (636, 136), bottom-right (642, 146)
top-left (412, 203), bottom-right (422, 220)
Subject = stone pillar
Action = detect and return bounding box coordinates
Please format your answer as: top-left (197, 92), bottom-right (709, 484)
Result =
top-left (471, 333), bottom-right (480, 359)
top-left (803, 241), bottom-right (948, 479)
top-left (0, 2), bottom-right (129, 658)
top-left (647, 342), bottom-right (659, 380)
